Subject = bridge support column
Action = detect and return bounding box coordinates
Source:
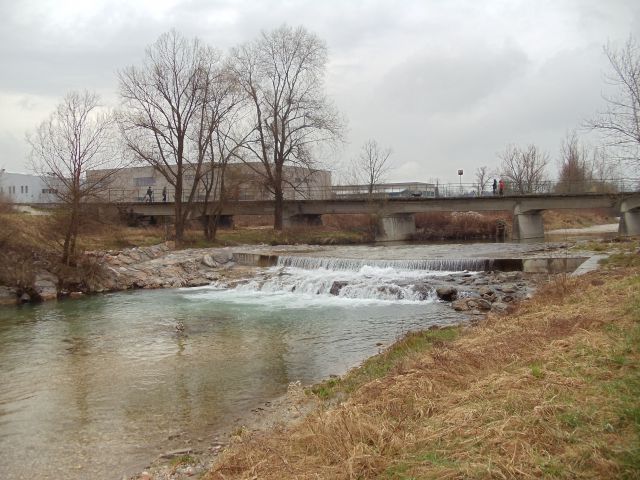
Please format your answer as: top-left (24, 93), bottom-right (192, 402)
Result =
top-left (283, 214), bottom-right (323, 228)
top-left (618, 207), bottom-right (640, 236)
top-left (376, 214), bottom-right (416, 242)
top-left (512, 210), bottom-right (544, 241)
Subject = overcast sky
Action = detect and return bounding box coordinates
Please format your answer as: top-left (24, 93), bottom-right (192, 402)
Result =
top-left (1, 0), bottom-right (638, 184)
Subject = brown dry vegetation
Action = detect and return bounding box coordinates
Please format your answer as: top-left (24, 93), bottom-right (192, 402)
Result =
top-left (413, 211), bottom-right (511, 241)
top-left (205, 261), bottom-right (640, 479)
top-left (543, 209), bottom-right (617, 231)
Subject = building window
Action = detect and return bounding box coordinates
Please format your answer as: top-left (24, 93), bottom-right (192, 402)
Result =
top-left (42, 188), bottom-right (58, 194)
top-left (20, 186), bottom-right (24, 193)
top-left (25, 186), bottom-right (28, 194)
top-left (134, 177), bottom-right (156, 187)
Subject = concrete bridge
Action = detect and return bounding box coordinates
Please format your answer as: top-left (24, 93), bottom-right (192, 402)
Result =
top-left (117, 192), bottom-right (640, 241)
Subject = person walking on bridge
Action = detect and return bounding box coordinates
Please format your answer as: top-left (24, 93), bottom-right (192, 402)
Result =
top-left (146, 186), bottom-right (153, 203)
top-left (498, 179), bottom-right (505, 196)
top-left (492, 179), bottom-right (497, 195)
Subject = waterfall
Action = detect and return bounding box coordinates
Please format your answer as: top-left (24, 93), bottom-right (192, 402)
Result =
top-left (277, 255), bottom-right (493, 272)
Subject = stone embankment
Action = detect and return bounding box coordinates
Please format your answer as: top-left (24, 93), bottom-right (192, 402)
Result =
top-left (85, 243), bottom-right (239, 292)
top-left (0, 243), bottom-right (245, 306)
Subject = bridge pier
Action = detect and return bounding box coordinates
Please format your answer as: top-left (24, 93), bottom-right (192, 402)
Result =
top-left (512, 209), bottom-right (544, 241)
top-left (618, 199), bottom-right (640, 236)
top-left (283, 213), bottom-right (323, 228)
top-left (376, 214), bottom-right (416, 242)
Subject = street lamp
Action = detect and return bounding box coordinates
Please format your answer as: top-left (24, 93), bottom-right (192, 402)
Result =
top-left (457, 169), bottom-right (463, 194)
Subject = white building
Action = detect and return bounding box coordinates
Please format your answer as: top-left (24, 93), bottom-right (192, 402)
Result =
top-left (0, 170), bottom-right (58, 204)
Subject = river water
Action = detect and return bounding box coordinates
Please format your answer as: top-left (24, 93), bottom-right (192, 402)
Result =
top-left (0, 254), bottom-right (487, 480)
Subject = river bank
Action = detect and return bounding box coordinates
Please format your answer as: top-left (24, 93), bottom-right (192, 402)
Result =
top-left (197, 249), bottom-right (639, 479)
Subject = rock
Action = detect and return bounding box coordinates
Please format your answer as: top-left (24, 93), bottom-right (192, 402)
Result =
top-left (436, 286), bottom-right (458, 301)
top-left (452, 297), bottom-right (492, 312)
top-left (0, 286), bottom-right (17, 306)
top-left (498, 284), bottom-right (517, 294)
top-left (378, 285), bottom-right (402, 299)
top-left (69, 292), bottom-right (84, 299)
top-left (213, 250), bottom-right (234, 264)
top-left (479, 286), bottom-right (496, 301)
top-left (412, 284), bottom-right (433, 300)
top-left (491, 302), bottom-right (510, 313)
top-left (33, 272), bottom-right (58, 301)
top-left (330, 281), bottom-right (347, 295)
top-left (500, 295), bottom-right (515, 303)
top-left (201, 254), bottom-right (217, 268)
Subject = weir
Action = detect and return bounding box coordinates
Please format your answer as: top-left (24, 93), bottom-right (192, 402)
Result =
top-left (277, 255), bottom-right (492, 272)
top-left (234, 253), bottom-right (589, 273)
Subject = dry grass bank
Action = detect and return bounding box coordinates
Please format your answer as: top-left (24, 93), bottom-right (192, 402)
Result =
top-left (543, 209), bottom-right (617, 231)
top-left (205, 260), bottom-right (640, 479)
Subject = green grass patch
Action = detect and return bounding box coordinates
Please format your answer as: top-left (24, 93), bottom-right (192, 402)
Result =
top-left (169, 454), bottom-right (195, 467)
top-left (310, 327), bottom-right (459, 400)
top-left (529, 361), bottom-right (545, 379)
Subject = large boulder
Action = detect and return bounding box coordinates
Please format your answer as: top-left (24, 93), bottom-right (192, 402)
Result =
top-left (213, 250), bottom-right (234, 264)
top-left (33, 272), bottom-right (58, 301)
top-left (436, 286), bottom-right (458, 301)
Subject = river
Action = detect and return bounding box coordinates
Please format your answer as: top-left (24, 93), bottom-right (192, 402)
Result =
top-left (0, 239), bottom-right (582, 479)
top-left (0, 261), bottom-right (480, 479)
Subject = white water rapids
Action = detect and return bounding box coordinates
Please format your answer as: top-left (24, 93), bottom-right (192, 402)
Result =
top-left (187, 255), bottom-right (486, 306)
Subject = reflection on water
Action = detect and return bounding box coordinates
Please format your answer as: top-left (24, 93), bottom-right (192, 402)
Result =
top-left (0, 281), bottom-right (466, 480)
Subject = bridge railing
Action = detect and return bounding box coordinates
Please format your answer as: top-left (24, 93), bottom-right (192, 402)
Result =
top-left (94, 178), bottom-right (640, 204)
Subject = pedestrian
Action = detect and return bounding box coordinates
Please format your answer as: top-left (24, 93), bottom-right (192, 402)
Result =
top-left (498, 178), bottom-right (504, 196)
top-left (146, 186), bottom-right (153, 203)
top-left (162, 186), bottom-right (167, 203)
top-left (492, 179), bottom-right (497, 195)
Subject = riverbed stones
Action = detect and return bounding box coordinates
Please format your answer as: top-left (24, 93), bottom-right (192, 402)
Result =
top-left (498, 283), bottom-right (517, 294)
top-left (436, 286), bottom-right (458, 301)
top-left (0, 286), bottom-right (17, 306)
top-left (452, 297), bottom-right (492, 311)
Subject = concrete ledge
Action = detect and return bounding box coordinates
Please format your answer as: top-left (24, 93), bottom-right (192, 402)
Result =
top-left (232, 252), bottom-right (279, 267)
top-left (522, 257), bottom-right (588, 273)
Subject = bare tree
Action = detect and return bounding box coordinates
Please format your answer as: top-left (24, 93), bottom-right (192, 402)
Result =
top-left (118, 30), bottom-right (226, 244)
top-left (230, 25), bottom-right (343, 230)
top-left (499, 144), bottom-right (549, 194)
top-left (28, 90), bottom-right (117, 265)
top-left (351, 139), bottom-right (393, 195)
top-left (589, 36), bottom-right (640, 169)
top-left (474, 166), bottom-right (490, 195)
top-left (198, 90), bottom-right (249, 240)
top-left (556, 131), bottom-right (592, 193)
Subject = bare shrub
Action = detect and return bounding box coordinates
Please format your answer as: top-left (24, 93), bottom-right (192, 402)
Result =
top-left (413, 211), bottom-right (511, 240)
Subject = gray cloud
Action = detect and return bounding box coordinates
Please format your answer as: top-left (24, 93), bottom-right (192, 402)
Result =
top-left (1, 0), bottom-right (639, 183)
